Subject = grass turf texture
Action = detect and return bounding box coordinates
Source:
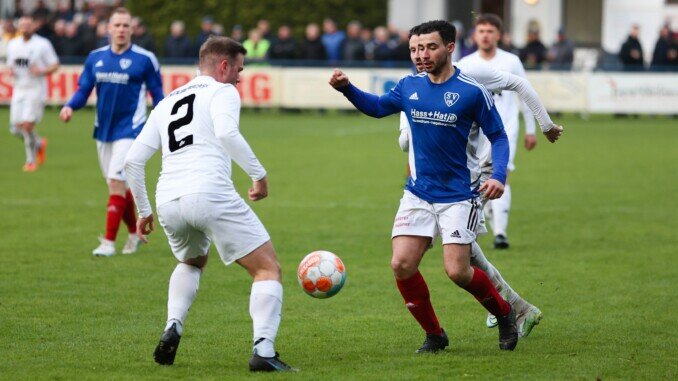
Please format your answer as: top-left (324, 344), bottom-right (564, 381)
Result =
top-left (0, 109), bottom-right (676, 380)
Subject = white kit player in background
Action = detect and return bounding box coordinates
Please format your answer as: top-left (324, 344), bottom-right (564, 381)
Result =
top-left (459, 14), bottom-right (542, 249)
top-left (7, 15), bottom-right (59, 172)
top-left (124, 37), bottom-right (296, 372)
top-left (398, 32), bottom-right (563, 335)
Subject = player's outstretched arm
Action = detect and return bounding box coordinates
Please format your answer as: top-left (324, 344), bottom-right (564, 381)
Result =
top-left (329, 69), bottom-right (401, 118)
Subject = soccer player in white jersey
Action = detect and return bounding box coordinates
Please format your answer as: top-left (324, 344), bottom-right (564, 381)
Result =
top-left (124, 37), bottom-right (296, 372)
top-left (7, 15), bottom-right (59, 172)
top-left (398, 33), bottom-right (563, 337)
top-left (60, 8), bottom-right (163, 257)
top-left (459, 14), bottom-right (540, 249)
top-left (331, 20), bottom-right (521, 352)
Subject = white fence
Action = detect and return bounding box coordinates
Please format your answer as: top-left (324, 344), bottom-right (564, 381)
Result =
top-left (0, 65), bottom-right (676, 114)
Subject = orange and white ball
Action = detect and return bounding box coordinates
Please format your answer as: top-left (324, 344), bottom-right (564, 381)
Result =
top-left (297, 251), bottom-right (346, 298)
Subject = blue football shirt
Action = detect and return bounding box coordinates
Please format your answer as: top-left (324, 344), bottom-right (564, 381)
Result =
top-left (338, 67), bottom-right (509, 203)
top-left (67, 44), bottom-right (164, 142)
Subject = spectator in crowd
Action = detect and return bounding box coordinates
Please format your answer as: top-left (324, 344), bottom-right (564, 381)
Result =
top-left (31, 0), bottom-right (50, 21)
top-left (342, 20), bottom-right (365, 61)
top-left (54, 1), bottom-right (74, 22)
top-left (50, 18), bottom-right (66, 54)
top-left (321, 17), bottom-right (345, 61)
top-left (651, 24), bottom-right (677, 71)
top-left (33, 15), bottom-right (53, 40)
top-left (372, 26), bottom-right (394, 61)
top-left (195, 15), bottom-right (215, 53)
top-left (230, 24), bottom-right (244, 43)
top-left (95, 20), bottom-right (108, 48)
top-left (257, 19), bottom-right (272, 40)
top-left (392, 30), bottom-right (410, 61)
top-left (500, 31), bottom-right (520, 56)
top-left (268, 24), bottom-right (297, 60)
top-left (520, 28), bottom-right (547, 69)
top-left (547, 27), bottom-right (575, 70)
top-left (165, 20), bottom-right (192, 58)
top-left (300, 22), bottom-right (326, 61)
top-left (243, 28), bottom-right (270, 61)
top-left (80, 13), bottom-right (100, 53)
top-left (60, 21), bottom-right (84, 56)
top-left (619, 24), bottom-right (645, 71)
top-left (212, 23), bottom-right (224, 36)
top-left (361, 26), bottom-right (375, 60)
top-left (0, 18), bottom-right (19, 60)
top-left (131, 17), bottom-right (155, 53)
top-left (460, 27), bottom-right (477, 58)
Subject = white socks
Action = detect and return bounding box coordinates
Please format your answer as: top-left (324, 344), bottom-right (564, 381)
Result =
top-left (21, 130), bottom-right (38, 164)
top-left (470, 241), bottom-right (520, 305)
top-left (491, 184), bottom-right (511, 237)
top-left (166, 263), bottom-right (202, 336)
top-left (250, 280), bottom-right (283, 358)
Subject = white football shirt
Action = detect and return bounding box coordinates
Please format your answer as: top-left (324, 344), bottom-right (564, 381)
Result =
top-left (133, 75), bottom-right (266, 209)
top-left (6, 34), bottom-right (58, 93)
top-left (459, 49), bottom-right (536, 136)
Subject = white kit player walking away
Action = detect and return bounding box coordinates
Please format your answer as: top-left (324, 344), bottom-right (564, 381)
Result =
top-left (459, 14), bottom-right (542, 249)
top-left (397, 32), bottom-right (562, 337)
top-left (60, 8), bottom-right (163, 257)
top-left (124, 36), bottom-right (296, 372)
top-left (7, 15), bottom-right (59, 172)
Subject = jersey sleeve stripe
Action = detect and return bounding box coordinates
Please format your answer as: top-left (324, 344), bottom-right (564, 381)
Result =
top-left (458, 73), bottom-right (494, 110)
top-left (131, 45), bottom-right (160, 72)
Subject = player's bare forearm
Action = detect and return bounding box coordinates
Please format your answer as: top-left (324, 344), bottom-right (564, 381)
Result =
top-left (543, 124), bottom-right (564, 143)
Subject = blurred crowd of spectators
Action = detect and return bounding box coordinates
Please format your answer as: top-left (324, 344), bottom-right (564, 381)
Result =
top-left (0, 1), bottom-right (676, 71)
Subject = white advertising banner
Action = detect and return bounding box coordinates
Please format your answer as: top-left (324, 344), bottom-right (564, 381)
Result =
top-left (587, 73), bottom-right (678, 114)
top-left (0, 64), bottom-right (675, 114)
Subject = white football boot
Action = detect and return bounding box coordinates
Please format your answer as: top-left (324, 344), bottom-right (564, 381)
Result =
top-left (122, 233), bottom-right (142, 255)
top-left (517, 305), bottom-right (542, 338)
top-left (92, 237), bottom-right (116, 257)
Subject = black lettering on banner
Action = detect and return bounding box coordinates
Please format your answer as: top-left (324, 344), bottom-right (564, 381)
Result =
top-left (168, 93), bottom-right (195, 152)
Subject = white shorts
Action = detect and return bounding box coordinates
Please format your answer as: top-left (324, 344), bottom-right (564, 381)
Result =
top-left (10, 89), bottom-right (45, 125)
top-left (96, 139), bottom-right (134, 181)
top-left (392, 190), bottom-right (482, 245)
top-left (157, 193), bottom-right (271, 265)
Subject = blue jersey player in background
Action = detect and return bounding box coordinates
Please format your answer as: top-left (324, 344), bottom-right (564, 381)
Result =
top-left (60, 7), bottom-right (163, 257)
top-left (330, 20), bottom-right (519, 352)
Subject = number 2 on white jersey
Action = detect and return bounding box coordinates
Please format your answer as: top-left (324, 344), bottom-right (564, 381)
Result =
top-left (168, 94), bottom-right (195, 152)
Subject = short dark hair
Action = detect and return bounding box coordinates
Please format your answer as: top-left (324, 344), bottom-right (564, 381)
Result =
top-left (199, 36), bottom-right (247, 67)
top-left (474, 13), bottom-right (503, 33)
top-left (409, 20), bottom-right (456, 44)
top-left (110, 7), bottom-right (131, 20)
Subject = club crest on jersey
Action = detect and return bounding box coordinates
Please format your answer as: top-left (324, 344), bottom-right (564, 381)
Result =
top-left (119, 58), bottom-right (132, 70)
top-left (444, 92), bottom-right (460, 107)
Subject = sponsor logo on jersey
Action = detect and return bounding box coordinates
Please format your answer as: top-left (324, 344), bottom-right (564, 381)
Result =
top-left (95, 60), bottom-right (104, 67)
top-left (119, 58), bottom-right (132, 70)
top-left (410, 108), bottom-right (457, 127)
top-left (95, 72), bottom-right (130, 84)
top-left (409, 92), bottom-right (419, 100)
top-left (444, 92), bottom-right (460, 107)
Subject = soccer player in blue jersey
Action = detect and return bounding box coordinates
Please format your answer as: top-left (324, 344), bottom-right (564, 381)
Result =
top-left (330, 20), bottom-right (518, 351)
top-left (59, 7), bottom-right (164, 257)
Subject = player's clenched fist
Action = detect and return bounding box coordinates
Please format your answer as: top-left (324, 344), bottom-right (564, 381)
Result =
top-left (329, 69), bottom-right (349, 89)
top-left (59, 106), bottom-right (73, 122)
top-left (543, 124), bottom-right (564, 143)
top-left (479, 179), bottom-right (505, 200)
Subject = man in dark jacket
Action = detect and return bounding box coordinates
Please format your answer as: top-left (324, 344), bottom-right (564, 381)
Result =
top-left (619, 24), bottom-right (645, 71)
top-left (300, 23), bottom-right (326, 61)
top-left (650, 25), bottom-right (677, 71)
top-left (268, 25), bottom-right (297, 60)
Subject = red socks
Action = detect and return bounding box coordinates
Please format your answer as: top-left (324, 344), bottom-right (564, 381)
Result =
top-left (105, 195), bottom-right (127, 241)
top-left (396, 271), bottom-right (443, 336)
top-left (122, 189), bottom-right (137, 234)
top-left (463, 267), bottom-right (511, 317)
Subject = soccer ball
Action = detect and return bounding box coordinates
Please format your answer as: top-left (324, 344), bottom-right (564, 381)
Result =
top-left (297, 251), bottom-right (346, 299)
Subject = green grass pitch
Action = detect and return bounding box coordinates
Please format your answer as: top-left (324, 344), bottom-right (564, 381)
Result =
top-left (0, 108), bottom-right (676, 380)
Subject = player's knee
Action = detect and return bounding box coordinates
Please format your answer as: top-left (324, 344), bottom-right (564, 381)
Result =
top-left (183, 255), bottom-right (208, 269)
top-left (391, 257), bottom-right (418, 280)
top-left (445, 265), bottom-right (471, 286)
